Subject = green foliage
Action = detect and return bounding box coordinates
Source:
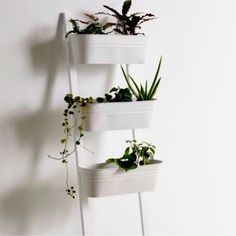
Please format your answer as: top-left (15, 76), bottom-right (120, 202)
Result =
top-left (48, 94), bottom-right (95, 198)
top-left (106, 140), bottom-right (156, 171)
top-left (66, 186), bottom-right (76, 199)
top-left (49, 87), bottom-right (132, 198)
top-left (121, 57), bottom-right (162, 100)
top-left (97, 0), bottom-right (156, 35)
top-left (96, 87), bottom-right (132, 103)
top-left (65, 14), bottom-right (114, 37)
top-left (66, 1), bottom-right (156, 36)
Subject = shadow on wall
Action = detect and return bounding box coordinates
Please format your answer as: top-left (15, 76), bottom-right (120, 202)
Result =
top-left (0, 181), bottom-right (70, 235)
top-left (9, 107), bottom-right (65, 176)
top-left (0, 12), bottom-right (118, 234)
top-left (0, 14), bottom-right (75, 235)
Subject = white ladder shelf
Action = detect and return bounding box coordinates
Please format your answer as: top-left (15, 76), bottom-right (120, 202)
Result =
top-left (62, 12), bottom-right (146, 236)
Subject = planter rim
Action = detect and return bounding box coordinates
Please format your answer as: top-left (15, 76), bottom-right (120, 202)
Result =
top-left (84, 99), bottom-right (157, 114)
top-left (80, 159), bottom-right (161, 197)
top-left (68, 34), bottom-right (150, 39)
top-left (68, 32), bottom-right (149, 64)
top-left (82, 99), bottom-right (157, 131)
top-left (87, 99), bottom-right (157, 106)
top-left (80, 159), bottom-right (162, 172)
top-left (79, 160), bottom-right (162, 181)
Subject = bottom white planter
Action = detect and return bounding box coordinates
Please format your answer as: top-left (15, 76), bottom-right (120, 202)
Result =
top-left (79, 160), bottom-right (162, 198)
top-left (83, 100), bottom-right (156, 132)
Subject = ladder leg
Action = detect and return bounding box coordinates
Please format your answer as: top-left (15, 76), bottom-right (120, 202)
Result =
top-left (126, 64), bottom-right (145, 236)
top-left (133, 127), bottom-right (146, 236)
top-left (138, 192), bottom-right (145, 236)
top-left (62, 12), bottom-right (87, 235)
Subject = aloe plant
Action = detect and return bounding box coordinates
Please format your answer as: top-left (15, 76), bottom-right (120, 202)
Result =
top-left (121, 57), bottom-right (162, 100)
top-left (96, 0), bottom-right (156, 35)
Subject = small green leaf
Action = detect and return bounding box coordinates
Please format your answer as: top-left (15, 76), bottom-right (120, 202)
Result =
top-left (105, 93), bottom-right (113, 102)
top-left (96, 97), bottom-right (105, 103)
top-left (125, 147), bottom-right (130, 155)
top-left (61, 139), bottom-right (66, 144)
top-left (150, 147), bottom-right (156, 154)
top-left (110, 87), bottom-right (119, 93)
top-left (106, 158), bottom-right (116, 163)
top-left (139, 160), bottom-right (144, 165)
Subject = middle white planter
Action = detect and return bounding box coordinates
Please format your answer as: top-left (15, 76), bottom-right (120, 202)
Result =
top-left (83, 100), bottom-right (156, 132)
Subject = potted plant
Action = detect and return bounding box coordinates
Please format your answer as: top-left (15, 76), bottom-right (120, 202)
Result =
top-left (79, 140), bottom-right (162, 197)
top-left (84, 57), bottom-right (162, 131)
top-left (65, 0), bottom-right (156, 64)
top-left (49, 58), bottom-right (162, 197)
top-left (49, 86), bottom-right (135, 198)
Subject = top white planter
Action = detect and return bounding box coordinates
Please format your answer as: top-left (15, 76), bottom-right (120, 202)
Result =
top-left (68, 34), bottom-right (149, 64)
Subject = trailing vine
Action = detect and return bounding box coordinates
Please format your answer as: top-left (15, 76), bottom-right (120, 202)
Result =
top-left (48, 95), bottom-right (94, 198)
top-left (49, 59), bottom-right (163, 198)
top-left (48, 87), bottom-right (132, 198)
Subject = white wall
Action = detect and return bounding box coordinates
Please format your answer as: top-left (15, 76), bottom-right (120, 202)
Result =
top-left (1, 0), bottom-right (236, 235)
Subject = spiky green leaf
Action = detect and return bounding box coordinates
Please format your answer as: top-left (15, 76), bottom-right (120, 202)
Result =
top-left (128, 74), bottom-right (141, 95)
top-left (140, 84), bottom-right (146, 100)
top-left (147, 57), bottom-right (162, 98)
top-left (148, 77), bottom-right (161, 99)
top-left (121, 65), bottom-right (139, 98)
top-left (122, 0), bottom-right (132, 16)
top-left (103, 5), bottom-right (123, 20)
top-left (145, 80), bottom-right (148, 99)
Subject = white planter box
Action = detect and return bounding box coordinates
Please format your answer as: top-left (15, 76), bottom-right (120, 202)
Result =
top-left (68, 34), bottom-right (149, 64)
top-left (83, 100), bottom-right (156, 132)
top-left (79, 160), bottom-right (162, 197)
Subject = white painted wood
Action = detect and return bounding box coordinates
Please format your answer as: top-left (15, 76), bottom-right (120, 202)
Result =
top-left (63, 12), bottom-right (89, 236)
top-left (63, 11), bottom-right (153, 236)
top-left (126, 64), bottom-right (145, 236)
